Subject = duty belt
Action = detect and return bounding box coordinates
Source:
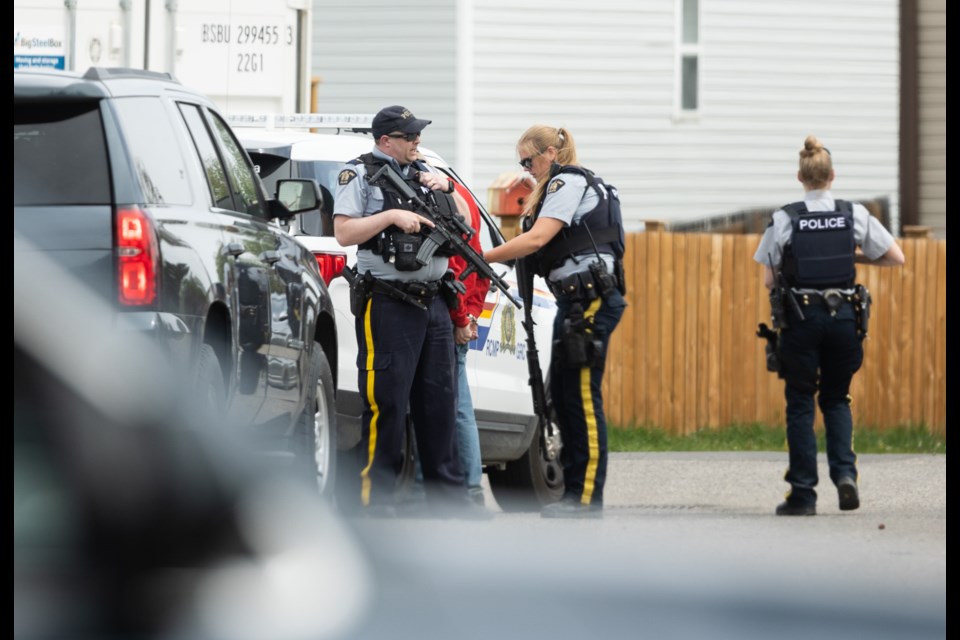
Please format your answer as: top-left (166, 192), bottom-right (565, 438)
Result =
top-left (383, 280), bottom-right (440, 298)
top-left (373, 278), bottom-right (440, 308)
top-left (793, 288), bottom-right (855, 315)
top-left (547, 271), bottom-right (600, 301)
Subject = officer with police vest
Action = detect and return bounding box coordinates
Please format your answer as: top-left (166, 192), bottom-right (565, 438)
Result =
top-left (754, 135), bottom-right (904, 516)
top-left (333, 105), bottom-right (490, 518)
top-left (484, 124), bottom-right (627, 519)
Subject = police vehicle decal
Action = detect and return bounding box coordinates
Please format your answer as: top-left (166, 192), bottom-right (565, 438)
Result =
top-left (470, 295), bottom-right (500, 352)
top-left (531, 286), bottom-right (557, 310)
top-left (471, 285), bottom-right (555, 361)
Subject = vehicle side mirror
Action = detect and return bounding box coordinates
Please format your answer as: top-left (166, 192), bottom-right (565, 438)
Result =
top-left (272, 179), bottom-right (323, 219)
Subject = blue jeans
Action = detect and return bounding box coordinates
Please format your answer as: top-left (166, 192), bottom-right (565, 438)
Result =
top-left (412, 342), bottom-right (482, 493)
top-left (455, 342), bottom-right (483, 491)
top-left (778, 302), bottom-right (863, 507)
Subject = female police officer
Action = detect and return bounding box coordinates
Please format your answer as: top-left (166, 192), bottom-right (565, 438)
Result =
top-left (754, 135), bottom-right (904, 516)
top-left (484, 125), bottom-right (626, 519)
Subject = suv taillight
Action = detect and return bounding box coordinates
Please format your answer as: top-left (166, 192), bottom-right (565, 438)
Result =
top-left (116, 206), bottom-right (159, 306)
top-left (314, 252), bottom-right (346, 286)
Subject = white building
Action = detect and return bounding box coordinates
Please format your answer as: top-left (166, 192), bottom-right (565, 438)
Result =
top-left (311, 0), bottom-right (907, 232)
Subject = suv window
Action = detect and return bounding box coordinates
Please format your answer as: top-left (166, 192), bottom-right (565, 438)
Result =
top-left (14, 101), bottom-right (111, 206)
top-left (180, 104), bottom-right (234, 210)
top-left (112, 97), bottom-right (192, 205)
top-left (252, 154), bottom-right (339, 237)
top-left (294, 160), bottom-right (339, 236)
top-left (210, 115), bottom-right (265, 218)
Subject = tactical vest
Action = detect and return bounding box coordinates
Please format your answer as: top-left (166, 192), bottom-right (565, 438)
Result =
top-left (352, 153), bottom-right (460, 262)
top-left (781, 200), bottom-right (856, 289)
top-left (530, 165), bottom-right (626, 277)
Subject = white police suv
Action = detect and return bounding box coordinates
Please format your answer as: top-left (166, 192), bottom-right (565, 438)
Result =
top-left (232, 114), bottom-right (562, 511)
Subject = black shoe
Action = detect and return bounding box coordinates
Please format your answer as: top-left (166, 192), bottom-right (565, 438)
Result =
top-left (837, 477), bottom-right (860, 511)
top-left (775, 501), bottom-right (816, 516)
top-left (540, 498), bottom-right (603, 519)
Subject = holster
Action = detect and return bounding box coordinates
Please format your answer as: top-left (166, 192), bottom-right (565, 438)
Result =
top-left (854, 284), bottom-right (871, 338)
top-left (440, 269), bottom-right (466, 310)
top-left (343, 266), bottom-right (372, 317)
top-left (589, 261), bottom-right (619, 300)
top-left (559, 303), bottom-right (604, 368)
top-left (756, 323), bottom-right (781, 374)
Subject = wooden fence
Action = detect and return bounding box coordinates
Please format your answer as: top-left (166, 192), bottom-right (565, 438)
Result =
top-left (602, 232), bottom-right (947, 436)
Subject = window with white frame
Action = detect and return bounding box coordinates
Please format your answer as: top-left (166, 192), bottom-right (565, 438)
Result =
top-left (678, 0), bottom-right (700, 113)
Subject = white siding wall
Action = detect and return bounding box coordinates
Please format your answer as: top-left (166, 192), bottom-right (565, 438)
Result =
top-left (311, 0), bottom-right (900, 230)
top-left (472, 0), bottom-right (673, 229)
top-left (472, 0), bottom-right (900, 229)
top-left (917, 0), bottom-right (946, 238)
top-left (310, 0), bottom-right (460, 164)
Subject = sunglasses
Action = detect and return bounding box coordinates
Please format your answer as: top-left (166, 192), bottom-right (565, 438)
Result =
top-left (386, 131), bottom-right (421, 142)
top-left (519, 150), bottom-right (542, 170)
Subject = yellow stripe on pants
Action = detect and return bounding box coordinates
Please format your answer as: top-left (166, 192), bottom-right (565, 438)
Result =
top-left (360, 298), bottom-right (379, 506)
top-left (580, 298), bottom-right (603, 505)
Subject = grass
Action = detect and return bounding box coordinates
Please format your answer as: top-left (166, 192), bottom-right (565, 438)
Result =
top-left (608, 422), bottom-right (945, 455)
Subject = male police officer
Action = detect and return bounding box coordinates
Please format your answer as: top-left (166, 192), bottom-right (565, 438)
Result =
top-left (334, 105), bottom-right (490, 518)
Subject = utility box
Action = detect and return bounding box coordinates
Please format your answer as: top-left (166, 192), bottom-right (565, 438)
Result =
top-left (487, 172), bottom-right (533, 240)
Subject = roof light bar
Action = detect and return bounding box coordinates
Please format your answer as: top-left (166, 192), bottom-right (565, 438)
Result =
top-left (226, 113), bottom-right (374, 130)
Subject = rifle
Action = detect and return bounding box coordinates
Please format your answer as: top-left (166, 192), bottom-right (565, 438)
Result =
top-left (367, 164), bottom-right (521, 308)
top-left (515, 226), bottom-right (561, 465)
top-left (342, 264), bottom-right (427, 313)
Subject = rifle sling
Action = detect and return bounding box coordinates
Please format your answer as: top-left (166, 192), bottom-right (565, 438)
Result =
top-left (537, 226), bottom-right (621, 269)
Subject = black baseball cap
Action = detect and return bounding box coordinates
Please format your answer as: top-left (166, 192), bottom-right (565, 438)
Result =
top-left (371, 105), bottom-right (432, 139)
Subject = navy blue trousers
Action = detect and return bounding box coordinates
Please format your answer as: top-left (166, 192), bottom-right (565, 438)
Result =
top-left (355, 292), bottom-right (463, 507)
top-left (778, 302), bottom-right (863, 507)
top-left (550, 290), bottom-right (627, 506)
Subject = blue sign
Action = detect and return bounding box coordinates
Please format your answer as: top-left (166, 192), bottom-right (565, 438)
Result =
top-left (14, 55), bottom-right (65, 69)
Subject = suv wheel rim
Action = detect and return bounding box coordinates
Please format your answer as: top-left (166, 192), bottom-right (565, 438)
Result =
top-left (313, 379), bottom-right (332, 494)
top-left (540, 420), bottom-right (564, 492)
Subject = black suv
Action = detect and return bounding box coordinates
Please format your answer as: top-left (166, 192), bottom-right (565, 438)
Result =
top-left (13, 67), bottom-right (339, 497)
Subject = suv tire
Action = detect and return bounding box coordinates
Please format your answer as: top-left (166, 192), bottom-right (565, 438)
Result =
top-left (191, 343), bottom-right (227, 428)
top-left (295, 344), bottom-right (337, 500)
top-left (488, 396), bottom-right (564, 512)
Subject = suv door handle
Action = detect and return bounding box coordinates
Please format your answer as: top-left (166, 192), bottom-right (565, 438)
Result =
top-left (223, 242), bottom-right (245, 257)
top-left (260, 250), bottom-right (281, 265)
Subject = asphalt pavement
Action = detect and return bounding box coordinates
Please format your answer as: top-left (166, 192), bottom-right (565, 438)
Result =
top-left (337, 451), bottom-right (946, 640)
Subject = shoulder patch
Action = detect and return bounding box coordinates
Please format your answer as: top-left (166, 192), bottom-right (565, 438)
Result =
top-left (547, 178), bottom-right (565, 194)
top-left (338, 169), bottom-right (358, 186)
